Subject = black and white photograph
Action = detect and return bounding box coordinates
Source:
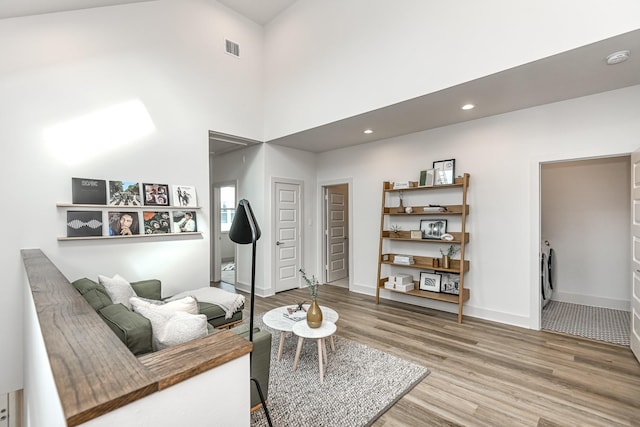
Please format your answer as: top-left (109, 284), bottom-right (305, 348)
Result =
top-left (172, 185), bottom-right (197, 207)
top-left (108, 211), bottom-right (140, 236)
top-left (71, 177), bottom-right (107, 205)
top-left (420, 219), bottom-right (447, 239)
top-left (419, 272), bottom-right (441, 292)
top-left (143, 211), bottom-right (171, 234)
top-left (433, 159), bottom-right (455, 185)
top-left (440, 273), bottom-right (460, 295)
top-left (66, 211), bottom-right (103, 237)
top-left (108, 180), bottom-right (142, 206)
top-left (172, 210), bottom-right (197, 233)
top-left (142, 183), bottom-right (170, 206)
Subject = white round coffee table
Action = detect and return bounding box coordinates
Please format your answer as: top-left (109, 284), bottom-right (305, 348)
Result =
top-left (262, 305), bottom-right (339, 361)
top-left (292, 320), bottom-right (337, 384)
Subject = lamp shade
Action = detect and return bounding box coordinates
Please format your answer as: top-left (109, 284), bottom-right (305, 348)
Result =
top-left (229, 199), bottom-right (261, 244)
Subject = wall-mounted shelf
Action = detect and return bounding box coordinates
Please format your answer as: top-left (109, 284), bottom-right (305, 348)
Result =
top-left (56, 203), bottom-right (202, 209)
top-left (57, 232), bottom-right (203, 241)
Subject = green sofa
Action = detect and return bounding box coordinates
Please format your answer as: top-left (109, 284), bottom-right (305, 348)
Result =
top-left (71, 277), bottom-right (271, 408)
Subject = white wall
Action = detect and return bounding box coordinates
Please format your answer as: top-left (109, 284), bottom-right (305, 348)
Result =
top-left (264, 0), bottom-right (640, 140)
top-left (317, 85), bottom-right (640, 328)
top-left (542, 157), bottom-right (630, 310)
top-left (0, 0), bottom-right (264, 393)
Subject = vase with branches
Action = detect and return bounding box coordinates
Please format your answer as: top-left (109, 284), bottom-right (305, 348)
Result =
top-left (439, 245), bottom-right (460, 269)
top-left (299, 268), bottom-right (322, 328)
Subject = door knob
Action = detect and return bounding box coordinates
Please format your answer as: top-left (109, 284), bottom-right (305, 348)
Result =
top-left (276, 241), bottom-right (281, 245)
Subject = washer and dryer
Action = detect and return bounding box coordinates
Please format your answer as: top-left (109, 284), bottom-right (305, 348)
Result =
top-left (540, 240), bottom-right (555, 307)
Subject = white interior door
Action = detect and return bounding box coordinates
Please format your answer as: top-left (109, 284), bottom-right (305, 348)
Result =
top-left (274, 180), bottom-right (302, 293)
top-left (630, 149), bottom-right (640, 363)
top-left (325, 184), bottom-right (348, 283)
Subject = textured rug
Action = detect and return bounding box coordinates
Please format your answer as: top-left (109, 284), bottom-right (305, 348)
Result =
top-left (542, 300), bottom-right (630, 346)
top-left (251, 317), bottom-right (429, 427)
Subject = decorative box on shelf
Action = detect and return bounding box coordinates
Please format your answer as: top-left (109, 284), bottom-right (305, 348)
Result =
top-left (393, 255), bottom-right (414, 265)
top-left (392, 181), bottom-right (418, 189)
top-left (388, 273), bottom-right (413, 285)
top-left (384, 281), bottom-right (414, 292)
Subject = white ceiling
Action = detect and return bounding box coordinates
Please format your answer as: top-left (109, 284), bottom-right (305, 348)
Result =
top-left (1, 1), bottom-right (638, 154)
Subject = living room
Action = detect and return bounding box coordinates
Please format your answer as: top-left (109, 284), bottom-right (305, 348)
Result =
top-left (3, 1), bottom-right (640, 426)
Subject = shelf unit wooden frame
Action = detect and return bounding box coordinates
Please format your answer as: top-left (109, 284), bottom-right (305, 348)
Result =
top-left (57, 203), bottom-right (202, 241)
top-left (376, 173), bottom-right (470, 323)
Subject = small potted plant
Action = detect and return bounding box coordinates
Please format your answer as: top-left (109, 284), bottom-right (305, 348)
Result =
top-left (440, 245), bottom-right (460, 269)
top-left (390, 224), bottom-right (402, 237)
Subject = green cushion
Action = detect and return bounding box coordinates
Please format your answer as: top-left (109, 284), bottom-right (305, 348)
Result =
top-left (98, 303), bottom-right (153, 355)
top-left (71, 278), bottom-right (112, 311)
top-left (131, 279), bottom-right (162, 300)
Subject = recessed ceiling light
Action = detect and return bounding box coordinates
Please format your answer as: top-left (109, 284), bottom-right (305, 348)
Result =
top-left (606, 50), bottom-right (630, 65)
top-left (461, 104), bottom-right (475, 110)
top-left (364, 129), bottom-right (373, 134)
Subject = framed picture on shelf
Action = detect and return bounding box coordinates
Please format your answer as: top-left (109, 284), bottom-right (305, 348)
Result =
top-left (172, 185), bottom-right (197, 207)
top-left (108, 180), bottom-right (142, 206)
top-left (433, 159), bottom-right (455, 185)
top-left (420, 219), bottom-right (447, 239)
top-left (172, 211), bottom-right (198, 233)
top-left (142, 183), bottom-right (170, 206)
top-left (107, 211), bottom-right (140, 236)
top-left (440, 273), bottom-right (460, 295)
top-left (66, 211), bottom-right (103, 237)
top-left (419, 272), bottom-right (441, 292)
top-left (143, 211), bottom-right (171, 234)
top-left (419, 169), bottom-right (435, 187)
top-left (71, 177), bottom-right (107, 205)
top-left (410, 230), bottom-right (422, 239)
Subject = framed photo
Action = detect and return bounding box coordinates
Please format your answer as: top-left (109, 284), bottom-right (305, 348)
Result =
top-left (441, 273), bottom-right (460, 295)
top-left (108, 180), bottom-right (141, 206)
top-left (71, 177), bottom-right (107, 205)
top-left (433, 159), bottom-right (455, 185)
top-left (420, 219), bottom-right (447, 239)
top-left (143, 211), bottom-right (171, 234)
top-left (172, 185), bottom-right (197, 207)
top-left (419, 169), bottom-right (435, 187)
top-left (107, 211), bottom-right (140, 236)
top-left (67, 211), bottom-right (103, 237)
top-left (419, 272), bottom-right (441, 292)
top-left (172, 211), bottom-right (198, 233)
top-left (143, 183), bottom-right (170, 206)
top-left (410, 230), bottom-right (422, 239)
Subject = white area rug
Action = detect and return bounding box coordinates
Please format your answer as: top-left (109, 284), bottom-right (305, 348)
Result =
top-left (542, 300), bottom-right (630, 346)
top-left (251, 317), bottom-right (429, 427)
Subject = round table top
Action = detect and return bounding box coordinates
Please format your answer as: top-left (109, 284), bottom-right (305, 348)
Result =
top-left (292, 320), bottom-right (336, 339)
top-left (262, 304), bottom-right (339, 332)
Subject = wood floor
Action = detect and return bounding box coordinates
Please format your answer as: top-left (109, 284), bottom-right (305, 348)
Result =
top-left (242, 284), bottom-right (640, 427)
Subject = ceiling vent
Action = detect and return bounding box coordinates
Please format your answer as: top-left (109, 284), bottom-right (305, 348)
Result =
top-left (225, 39), bottom-right (240, 57)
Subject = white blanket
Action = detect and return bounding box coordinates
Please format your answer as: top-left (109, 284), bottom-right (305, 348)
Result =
top-left (168, 287), bottom-right (245, 319)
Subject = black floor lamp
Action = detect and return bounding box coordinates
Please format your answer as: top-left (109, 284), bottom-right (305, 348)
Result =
top-left (228, 199), bottom-right (273, 426)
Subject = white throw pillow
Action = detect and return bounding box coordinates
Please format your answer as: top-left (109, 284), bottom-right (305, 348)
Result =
top-left (130, 295), bottom-right (199, 315)
top-left (98, 274), bottom-right (136, 309)
top-left (134, 303), bottom-right (208, 350)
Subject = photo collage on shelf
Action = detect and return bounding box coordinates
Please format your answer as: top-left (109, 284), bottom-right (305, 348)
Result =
top-left (68, 178), bottom-right (198, 238)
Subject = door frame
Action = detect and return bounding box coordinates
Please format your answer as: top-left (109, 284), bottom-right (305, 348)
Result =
top-left (271, 177), bottom-right (304, 294)
top-left (319, 178), bottom-right (353, 288)
top-left (534, 152), bottom-right (632, 331)
top-left (211, 180), bottom-right (237, 283)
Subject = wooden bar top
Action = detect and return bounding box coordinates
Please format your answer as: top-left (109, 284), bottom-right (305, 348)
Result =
top-left (22, 249), bottom-right (252, 426)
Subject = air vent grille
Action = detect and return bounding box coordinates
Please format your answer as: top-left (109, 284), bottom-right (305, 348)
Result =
top-left (225, 39), bottom-right (240, 57)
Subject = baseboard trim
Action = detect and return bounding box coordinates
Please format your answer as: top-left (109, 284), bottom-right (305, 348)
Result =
top-left (552, 291), bottom-right (630, 311)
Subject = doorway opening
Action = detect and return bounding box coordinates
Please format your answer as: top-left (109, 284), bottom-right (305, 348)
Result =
top-left (212, 182), bottom-right (237, 286)
top-left (540, 155), bottom-right (631, 345)
top-left (322, 182), bottom-right (350, 288)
